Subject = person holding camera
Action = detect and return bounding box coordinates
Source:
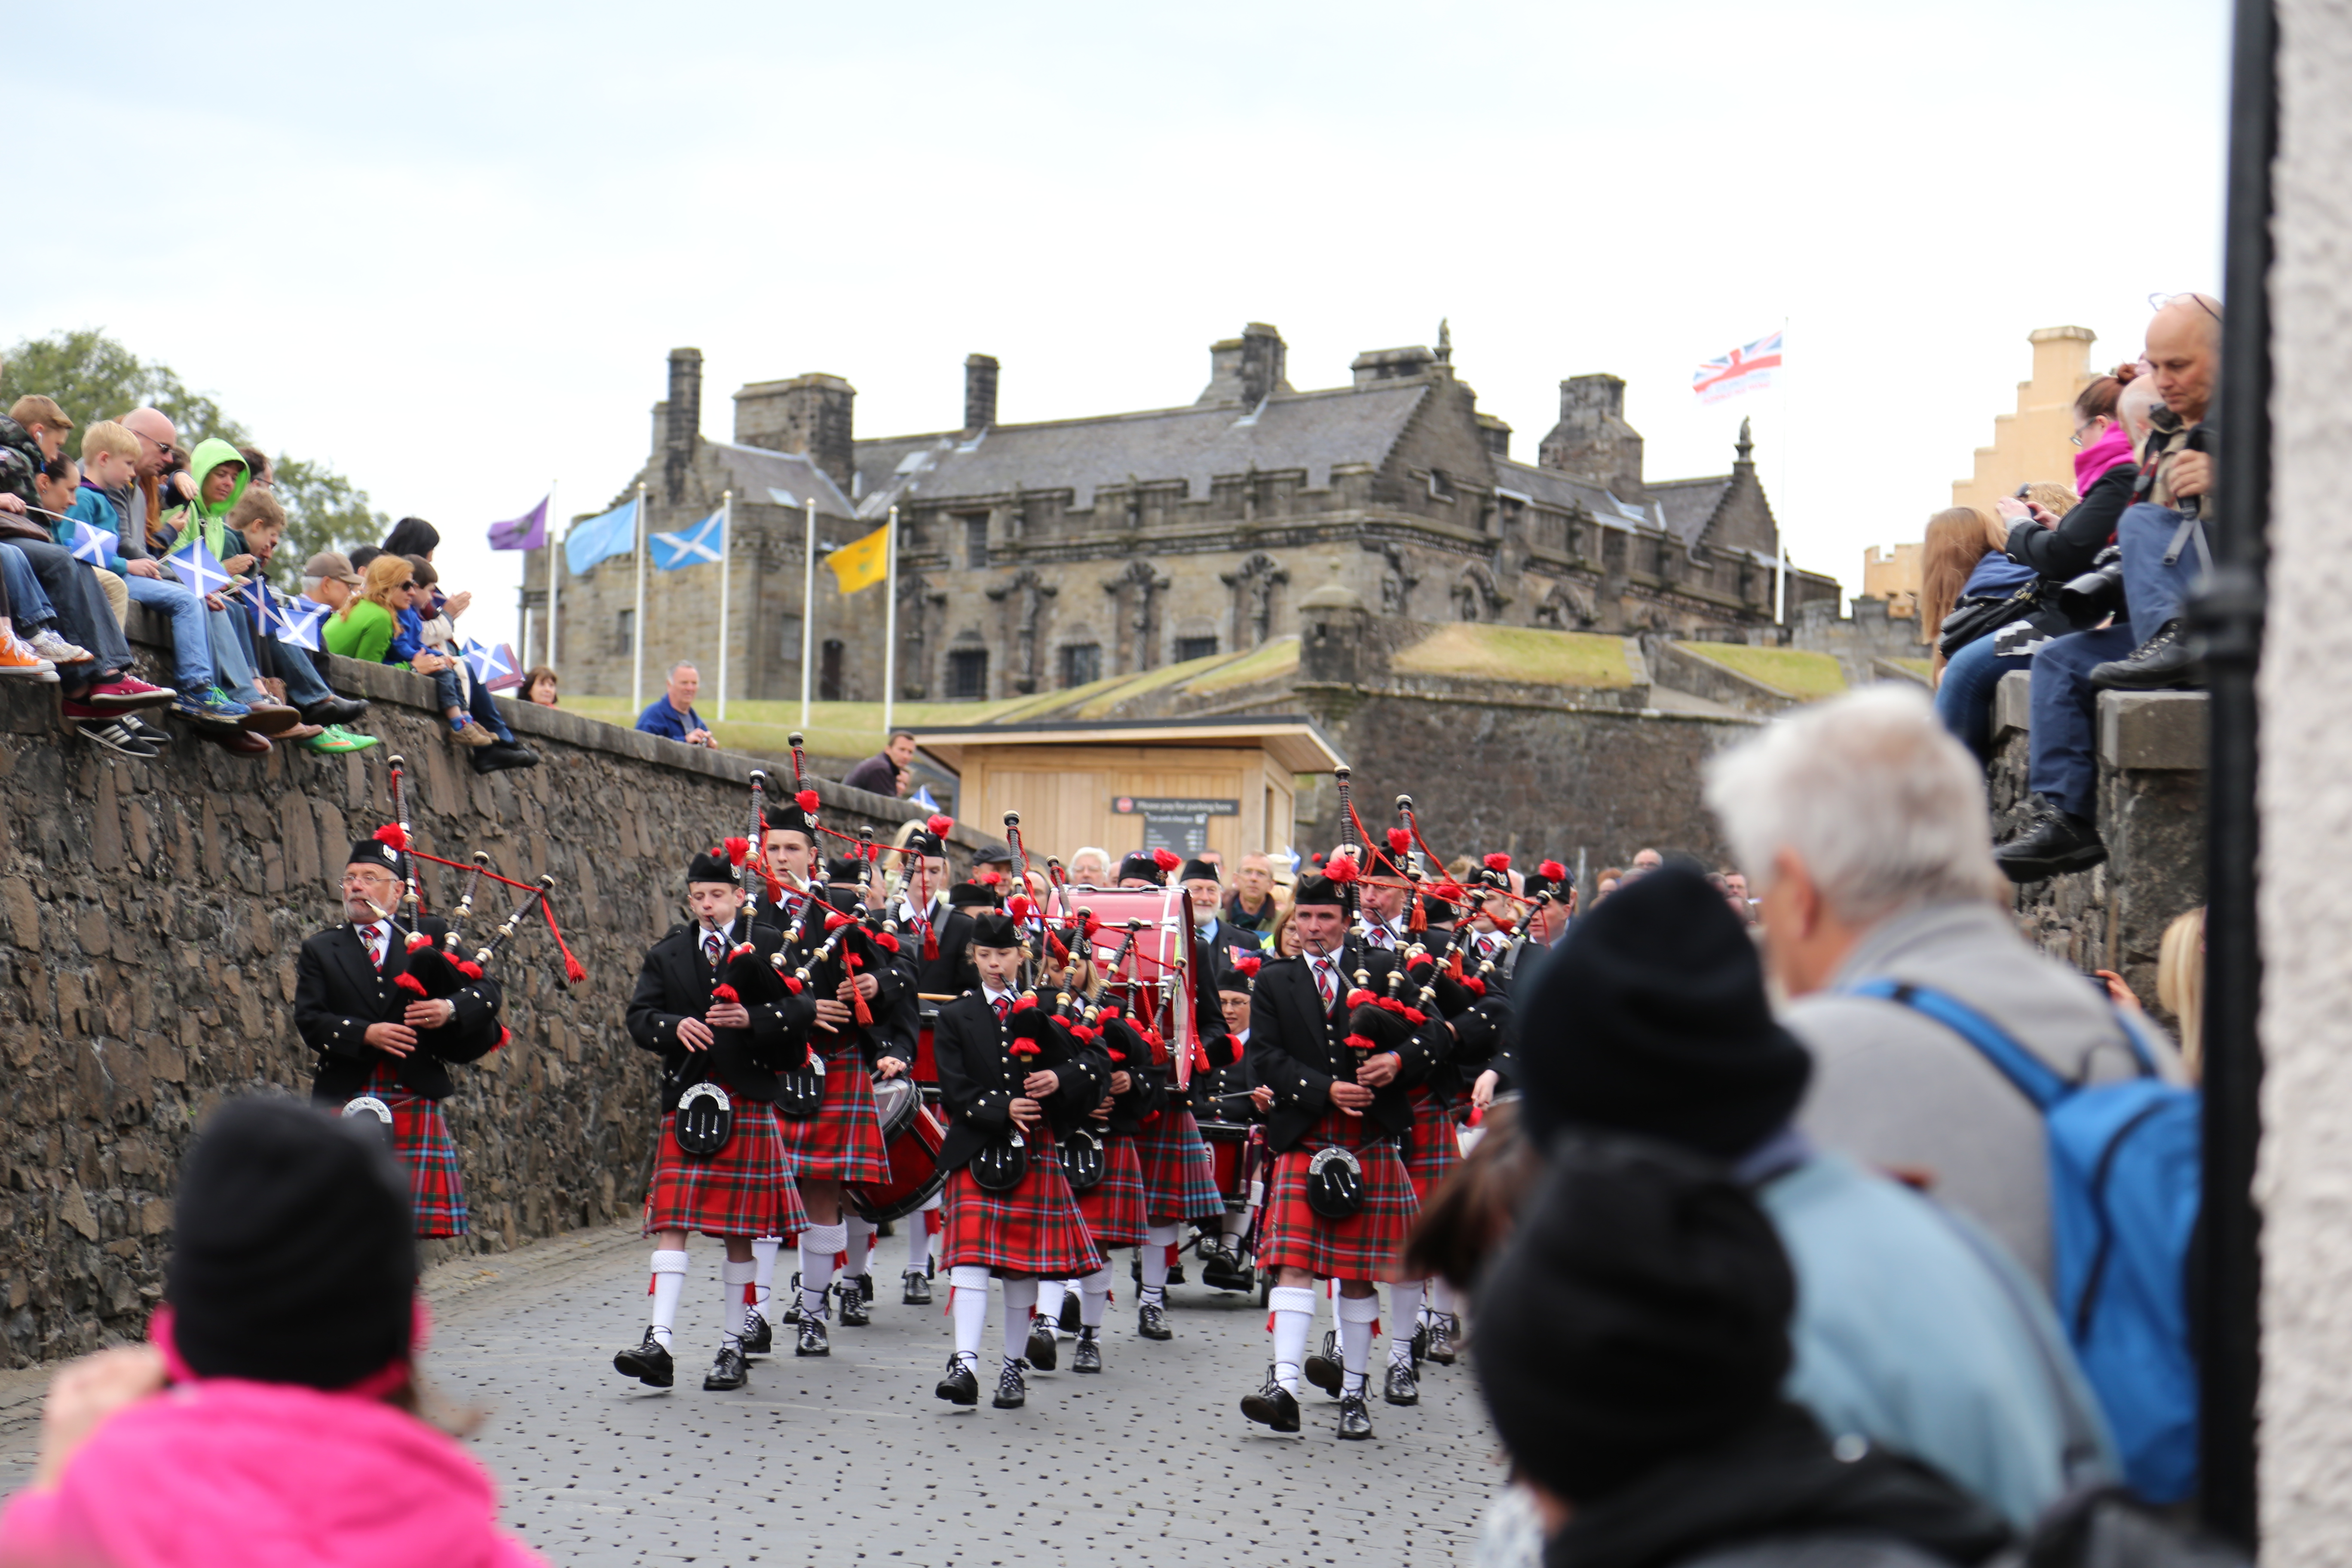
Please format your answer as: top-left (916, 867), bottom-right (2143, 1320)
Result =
top-left (1997, 293), bottom-right (2220, 882)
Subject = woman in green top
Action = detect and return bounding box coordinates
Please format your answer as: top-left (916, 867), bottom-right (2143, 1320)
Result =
top-left (324, 554), bottom-right (410, 663)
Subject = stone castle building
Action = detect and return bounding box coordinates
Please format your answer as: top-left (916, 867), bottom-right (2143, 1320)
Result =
top-left (528, 324), bottom-right (1839, 704)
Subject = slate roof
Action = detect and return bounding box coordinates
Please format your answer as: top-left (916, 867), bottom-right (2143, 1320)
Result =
top-left (707, 439), bottom-right (857, 519)
top-left (1650, 475), bottom-right (1737, 547)
top-left (848, 383), bottom-right (1431, 520)
top-left (1491, 456), bottom-right (1662, 530)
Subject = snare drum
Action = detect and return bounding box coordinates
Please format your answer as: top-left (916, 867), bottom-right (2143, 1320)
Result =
top-left (913, 998), bottom-right (946, 1091)
top-left (1199, 1118), bottom-right (1252, 1210)
top-left (845, 1077), bottom-right (948, 1222)
top-left (1048, 885), bottom-right (1200, 1087)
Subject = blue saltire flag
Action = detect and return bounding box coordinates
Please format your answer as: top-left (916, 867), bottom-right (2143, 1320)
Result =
top-left (165, 538), bottom-right (235, 598)
top-left (462, 639), bottom-right (520, 689)
top-left (564, 497), bottom-right (640, 576)
top-left (270, 594), bottom-right (331, 653)
top-left (69, 518), bottom-right (118, 567)
top-left (650, 510), bottom-right (725, 571)
top-left (911, 784), bottom-right (941, 812)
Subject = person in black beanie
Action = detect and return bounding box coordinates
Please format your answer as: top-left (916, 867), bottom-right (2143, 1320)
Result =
top-left (1507, 867), bottom-right (2124, 1533)
top-left (1473, 1128), bottom-right (2010, 1568)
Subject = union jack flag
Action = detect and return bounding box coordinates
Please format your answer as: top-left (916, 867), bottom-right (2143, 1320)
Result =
top-left (1692, 330), bottom-right (1783, 405)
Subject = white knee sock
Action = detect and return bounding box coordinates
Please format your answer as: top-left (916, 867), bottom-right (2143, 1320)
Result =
top-left (1428, 1277), bottom-right (1457, 1326)
top-left (1141, 1224), bottom-right (1178, 1306)
top-left (1388, 1280), bottom-right (1424, 1366)
top-left (647, 1250), bottom-right (689, 1348)
top-left (845, 1214), bottom-right (876, 1282)
top-left (750, 1237), bottom-right (780, 1320)
top-left (1035, 1280), bottom-right (1067, 1327)
top-left (906, 1206), bottom-right (935, 1274)
top-left (720, 1258), bottom-right (755, 1345)
top-left (1220, 1206), bottom-right (1249, 1243)
top-left (1002, 1278), bottom-right (1040, 1363)
top-left (950, 1265), bottom-right (990, 1368)
top-left (1337, 1292), bottom-right (1381, 1394)
top-left (800, 1224), bottom-right (845, 1318)
top-left (1079, 1265), bottom-right (1112, 1328)
top-left (1268, 1284), bottom-right (1316, 1394)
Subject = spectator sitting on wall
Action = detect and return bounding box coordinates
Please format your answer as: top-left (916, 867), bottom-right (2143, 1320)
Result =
top-left (1923, 505), bottom-right (2036, 760)
top-left (222, 490), bottom-right (377, 754)
top-left (324, 553), bottom-right (413, 664)
top-left (0, 1096), bottom-right (548, 1567)
top-left (636, 659), bottom-right (714, 747)
top-left (1516, 860), bottom-right (2120, 1531)
top-left (522, 665), bottom-right (559, 707)
top-left (1223, 851), bottom-right (1281, 934)
top-left (348, 543), bottom-right (383, 573)
top-left (36, 453), bottom-right (129, 625)
top-left (380, 517), bottom-right (472, 623)
top-left (1704, 683), bottom-right (2180, 1289)
top-left (64, 421), bottom-right (221, 726)
top-left (406, 556), bottom-right (534, 771)
top-left (842, 729), bottom-right (915, 794)
top-left (117, 408), bottom-right (196, 560)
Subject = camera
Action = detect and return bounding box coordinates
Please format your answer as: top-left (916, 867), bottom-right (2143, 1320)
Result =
top-left (2058, 544), bottom-right (2126, 625)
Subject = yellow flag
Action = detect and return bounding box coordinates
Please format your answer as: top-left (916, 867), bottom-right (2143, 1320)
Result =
top-left (825, 522), bottom-right (891, 594)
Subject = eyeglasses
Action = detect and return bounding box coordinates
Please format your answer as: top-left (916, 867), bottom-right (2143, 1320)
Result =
top-left (2149, 291), bottom-right (2223, 322)
top-left (133, 429), bottom-right (185, 462)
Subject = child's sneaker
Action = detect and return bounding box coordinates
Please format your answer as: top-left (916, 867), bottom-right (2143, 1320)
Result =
top-left (450, 714), bottom-right (494, 747)
top-left (85, 675), bottom-right (177, 710)
top-left (0, 637), bottom-right (57, 682)
top-left (27, 630), bottom-right (91, 665)
top-left (173, 686), bottom-right (250, 727)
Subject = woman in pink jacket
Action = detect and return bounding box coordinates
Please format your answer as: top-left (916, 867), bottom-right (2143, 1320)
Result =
top-left (0, 1097), bottom-right (545, 1568)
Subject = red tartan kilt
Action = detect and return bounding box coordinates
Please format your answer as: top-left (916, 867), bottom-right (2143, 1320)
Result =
top-left (941, 1142), bottom-right (1106, 1278)
top-left (1256, 1112), bottom-right (1419, 1283)
top-left (646, 1099), bottom-right (810, 1240)
top-left (1074, 1135), bottom-right (1148, 1249)
top-left (1136, 1108), bottom-right (1225, 1223)
top-left (774, 1047), bottom-right (892, 1185)
top-left (362, 1062), bottom-right (467, 1239)
top-left (1405, 1087), bottom-right (1463, 1205)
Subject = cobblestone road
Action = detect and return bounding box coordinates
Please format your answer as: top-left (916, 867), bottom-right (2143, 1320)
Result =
top-left (417, 1223), bottom-right (1498, 1566)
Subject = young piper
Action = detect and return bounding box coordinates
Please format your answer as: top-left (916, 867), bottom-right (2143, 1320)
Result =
top-left (1195, 964), bottom-right (1269, 1288)
top-left (614, 848), bottom-right (816, 1393)
top-left (294, 838), bottom-right (507, 1240)
top-left (928, 912), bottom-right (1109, 1410)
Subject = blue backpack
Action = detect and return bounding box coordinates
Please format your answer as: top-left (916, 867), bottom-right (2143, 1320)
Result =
top-left (1850, 979), bottom-right (2203, 1504)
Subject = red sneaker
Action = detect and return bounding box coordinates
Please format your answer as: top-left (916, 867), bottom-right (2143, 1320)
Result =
top-left (84, 676), bottom-right (178, 712)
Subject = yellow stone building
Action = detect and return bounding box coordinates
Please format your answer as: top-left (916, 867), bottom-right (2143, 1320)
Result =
top-left (1862, 542), bottom-right (1922, 619)
top-left (1952, 325), bottom-right (2101, 514)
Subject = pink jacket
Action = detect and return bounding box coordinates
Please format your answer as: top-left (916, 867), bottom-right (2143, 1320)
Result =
top-left (0, 1377), bottom-right (545, 1568)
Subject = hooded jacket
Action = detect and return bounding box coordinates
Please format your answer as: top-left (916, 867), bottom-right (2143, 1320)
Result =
top-left (156, 437), bottom-right (248, 559)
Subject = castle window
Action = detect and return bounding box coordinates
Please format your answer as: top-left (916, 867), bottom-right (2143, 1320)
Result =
top-left (820, 639), bottom-right (845, 701)
top-left (778, 614), bottom-right (803, 663)
top-left (1060, 643), bottom-right (1101, 688)
top-left (947, 648), bottom-right (989, 701)
top-left (1174, 635), bottom-right (1219, 663)
top-left (1428, 468), bottom-right (1457, 502)
top-left (960, 514), bottom-right (989, 568)
top-left (615, 608), bottom-right (634, 655)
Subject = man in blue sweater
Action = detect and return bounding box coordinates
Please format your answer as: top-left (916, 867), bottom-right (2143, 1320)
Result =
top-left (636, 659), bottom-right (714, 747)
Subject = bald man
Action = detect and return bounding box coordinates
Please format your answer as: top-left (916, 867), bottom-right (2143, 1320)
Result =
top-left (2000, 294), bottom-right (2220, 882)
top-left (119, 409), bottom-right (199, 556)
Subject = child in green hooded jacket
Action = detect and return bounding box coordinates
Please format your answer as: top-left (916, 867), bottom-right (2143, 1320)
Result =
top-left (151, 439), bottom-right (298, 735)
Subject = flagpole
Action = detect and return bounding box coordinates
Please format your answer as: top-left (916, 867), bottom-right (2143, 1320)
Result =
top-left (545, 479), bottom-right (562, 678)
top-left (881, 504), bottom-right (899, 739)
top-left (717, 490), bottom-right (732, 725)
top-left (631, 482), bottom-right (649, 715)
top-left (1775, 315), bottom-right (1791, 629)
top-left (800, 496), bottom-right (816, 729)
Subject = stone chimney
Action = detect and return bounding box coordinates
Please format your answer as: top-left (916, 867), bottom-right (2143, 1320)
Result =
top-left (732, 372), bottom-right (857, 491)
top-left (1476, 413), bottom-right (1513, 459)
top-left (964, 354), bottom-right (999, 432)
top-left (1538, 373), bottom-right (1646, 500)
top-left (1350, 345), bottom-right (1438, 390)
top-left (663, 348), bottom-right (702, 503)
top-left (1197, 323), bottom-right (1292, 407)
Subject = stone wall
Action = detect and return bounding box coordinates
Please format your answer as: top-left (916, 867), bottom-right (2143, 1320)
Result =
top-left (0, 616), bottom-right (991, 1368)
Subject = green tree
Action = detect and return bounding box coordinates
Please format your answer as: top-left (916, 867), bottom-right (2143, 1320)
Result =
top-left (1, 329), bottom-right (386, 584)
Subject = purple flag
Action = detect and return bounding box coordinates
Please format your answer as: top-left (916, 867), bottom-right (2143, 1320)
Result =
top-left (487, 495), bottom-right (549, 551)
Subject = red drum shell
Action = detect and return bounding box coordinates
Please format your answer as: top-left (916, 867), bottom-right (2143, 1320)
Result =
top-left (844, 1100), bottom-right (948, 1223)
top-left (1047, 885), bottom-right (1200, 1088)
top-left (1198, 1118), bottom-right (1251, 1208)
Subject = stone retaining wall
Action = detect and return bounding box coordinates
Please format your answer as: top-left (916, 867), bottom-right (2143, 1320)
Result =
top-left (0, 614), bottom-right (993, 1367)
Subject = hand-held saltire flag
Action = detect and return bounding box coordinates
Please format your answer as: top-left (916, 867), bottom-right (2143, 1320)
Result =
top-left (910, 783), bottom-right (941, 812)
top-left (1692, 330), bottom-right (1784, 405)
top-left (487, 495), bottom-right (550, 551)
top-left (69, 519), bottom-right (118, 567)
top-left (564, 496), bottom-right (640, 576)
top-left (268, 594), bottom-right (331, 653)
top-left (165, 538), bottom-right (235, 598)
top-left (649, 509), bottom-right (726, 571)
top-left (462, 639), bottom-right (522, 690)
top-left (825, 521), bottom-right (891, 593)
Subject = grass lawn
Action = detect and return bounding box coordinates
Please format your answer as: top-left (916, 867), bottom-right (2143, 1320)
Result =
top-left (1678, 643), bottom-right (1850, 700)
top-left (1390, 623), bottom-right (1635, 688)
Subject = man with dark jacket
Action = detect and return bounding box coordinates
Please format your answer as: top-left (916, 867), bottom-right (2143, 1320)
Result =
top-left (295, 837), bottom-right (505, 1240)
top-left (842, 730), bottom-right (916, 795)
top-left (612, 847), bottom-right (817, 1394)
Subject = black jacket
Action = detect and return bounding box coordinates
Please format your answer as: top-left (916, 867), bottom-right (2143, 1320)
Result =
top-left (756, 894), bottom-right (914, 1069)
top-left (909, 900), bottom-right (980, 996)
top-left (931, 991), bottom-right (1111, 1174)
top-left (1097, 1017), bottom-right (1169, 1136)
top-left (1188, 1028), bottom-right (1259, 1128)
top-left (625, 913), bottom-right (817, 1111)
top-left (1245, 943), bottom-right (1414, 1152)
top-left (2005, 461), bottom-right (2138, 582)
top-left (297, 916), bottom-right (505, 1104)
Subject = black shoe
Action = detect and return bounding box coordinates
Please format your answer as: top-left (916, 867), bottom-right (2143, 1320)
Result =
top-left (1137, 1302), bottom-right (1172, 1341)
top-left (741, 1310), bottom-right (773, 1358)
top-left (993, 1359), bottom-right (1028, 1409)
top-left (1996, 796), bottom-right (2108, 884)
top-left (796, 1316), bottom-right (830, 1357)
top-left (1337, 1390), bottom-right (1374, 1439)
top-left (1072, 1329), bottom-right (1102, 1373)
top-left (125, 715), bottom-right (172, 747)
top-left (1383, 1360), bottom-right (1419, 1406)
top-left (783, 1273), bottom-right (802, 1325)
top-left (936, 1355), bottom-right (979, 1406)
top-left (1057, 1291), bottom-right (1082, 1333)
top-left (1241, 1367), bottom-right (1301, 1433)
top-left (857, 1272), bottom-right (875, 1303)
top-left (1201, 1250), bottom-right (1253, 1293)
top-left (839, 1284), bottom-right (870, 1327)
top-left (1026, 1315), bottom-right (1059, 1370)
top-left (472, 741), bottom-right (539, 775)
top-left (1410, 1322), bottom-right (1428, 1366)
top-left (2091, 618), bottom-right (2203, 692)
top-left (703, 1342), bottom-right (747, 1391)
top-left (298, 694), bottom-right (369, 726)
top-left (1425, 1314), bottom-right (1458, 1366)
top-left (903, 1270), bottom-right (932, 1306)
top-left (1304, 1330), bottom-right (1342, 1396)
top-left (613, 1329), bottom-right (675, 1388)
top-left (76, 716), bottom-right (161, 759)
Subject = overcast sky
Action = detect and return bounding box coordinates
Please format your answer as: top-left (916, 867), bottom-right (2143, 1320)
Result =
top-left (11, 0), bottom-right (2230, 658)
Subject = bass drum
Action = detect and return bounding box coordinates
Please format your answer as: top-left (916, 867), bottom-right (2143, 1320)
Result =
top-left (1045, 884), bottom-right (1200, 1089)
top-left (1199, 1118), bottom-right (1252, 1211)
top-left (845, 1077), bottom-right (948, 1222)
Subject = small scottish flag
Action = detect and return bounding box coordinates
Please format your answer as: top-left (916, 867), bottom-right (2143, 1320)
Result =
top-left (270, 595), bottom-right (331, 652)
top-left (165, 538), bottom-right (235, 598)
top-left (69, 519), bottom-right (118, 567)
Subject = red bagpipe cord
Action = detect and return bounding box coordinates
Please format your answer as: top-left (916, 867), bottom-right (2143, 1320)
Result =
top-left (386, 839), bottom-right (588, 984)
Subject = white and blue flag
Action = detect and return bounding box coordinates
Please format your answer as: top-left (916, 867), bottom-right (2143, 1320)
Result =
top-left (650, 509), bottom-right (726, 571)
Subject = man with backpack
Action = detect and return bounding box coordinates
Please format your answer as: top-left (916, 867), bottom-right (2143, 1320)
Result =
top-left (1705, 685), bottom-right (2202, 1504)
